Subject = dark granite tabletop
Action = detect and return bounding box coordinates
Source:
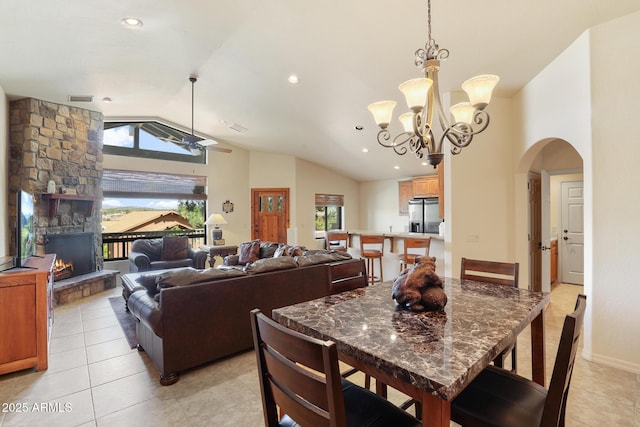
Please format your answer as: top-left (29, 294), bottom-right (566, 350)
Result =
top-left (273, 277), bottom-right (550, 401)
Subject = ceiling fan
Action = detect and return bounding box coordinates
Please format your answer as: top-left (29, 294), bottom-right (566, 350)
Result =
top-left (181, 76), bottom-right (231, 155)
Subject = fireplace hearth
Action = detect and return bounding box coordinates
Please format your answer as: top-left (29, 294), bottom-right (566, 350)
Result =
top-left (45, 232), bottom-right (96, 281)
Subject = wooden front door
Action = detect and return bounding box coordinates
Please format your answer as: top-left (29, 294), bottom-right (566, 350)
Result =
top-left (251, 188), bottom-right (289, 243)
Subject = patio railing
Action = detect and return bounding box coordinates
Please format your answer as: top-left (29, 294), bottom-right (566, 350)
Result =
top-left (102, 230), bottom-right (206, 261)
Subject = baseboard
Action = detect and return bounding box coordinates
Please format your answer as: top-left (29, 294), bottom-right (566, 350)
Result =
top-left (585, 351), bottom-right (640, 375)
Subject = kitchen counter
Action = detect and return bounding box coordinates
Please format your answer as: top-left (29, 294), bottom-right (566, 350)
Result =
top-left (338, 230), bottom-right (444, 279)
top-left (346, 230), bottom-right (442, 252)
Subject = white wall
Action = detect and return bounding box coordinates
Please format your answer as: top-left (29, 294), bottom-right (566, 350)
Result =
top-left (359, 179), bottom-right (410, 234)
top-left (0, 87), bottom-right (7, 256)
top-left (294, 158), bottom-right (360, 249)
top-left (588, 11), bottom-right (640, 373)
top-left (513, 10), bottom-right (640, 373)
top-left (447, 96), bottom-right (516, 278)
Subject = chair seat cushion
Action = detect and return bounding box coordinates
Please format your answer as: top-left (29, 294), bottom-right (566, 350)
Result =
top-left (279, 379), bottom-right (420, 427)
top-left (362, 249), bottom-right (382, 258)
top-left (452, 365), bottom-right (547, 427)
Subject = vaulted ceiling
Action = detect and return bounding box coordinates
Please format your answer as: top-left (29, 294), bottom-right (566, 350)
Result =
top-left (2, 1), bottom-right (639, 181)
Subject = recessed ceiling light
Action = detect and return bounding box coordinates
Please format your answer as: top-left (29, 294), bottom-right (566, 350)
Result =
top-left (362, 148), bottom-right (369, 153)
top-left (421, 161), bottom-right (428, 166)
top-left (102, 97), bottom-right (112, 103)
top-left (354, 125), bottom-right (364, 131)
top-left (287, 74), bottom-right (299, 84)
top-left (394, 166), bottom-right (400, 170)
top-left (121, 17), bottom-right (143, 28)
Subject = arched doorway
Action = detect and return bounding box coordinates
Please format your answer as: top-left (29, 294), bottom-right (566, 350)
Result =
top-left (516, 138), bottom-right (583, 293)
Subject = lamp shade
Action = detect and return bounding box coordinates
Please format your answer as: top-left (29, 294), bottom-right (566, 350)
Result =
top-left (398, 78), bottom-right (432, 112)
top-left (367, 101), bottom-right (397, 128)
top-left (461, 74), bottom-right (499, 110)
top-left (205, 213), bottom-right (227, 227)
top-left (450, 102), bottom-right (475, 125)
top-left (398, 112), bottom-right (415, 133)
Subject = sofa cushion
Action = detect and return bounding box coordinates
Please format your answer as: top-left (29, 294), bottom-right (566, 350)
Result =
top-left (156, 267), bottom-right (247, 289)
top-left (295, 251), bottom-right (353, 266)
top-left (244, 256), bottom-right (298, 274)
top-left (161, 236), bottom-right (189, 261)
top-left (239, 239), bottom-right (261, 264)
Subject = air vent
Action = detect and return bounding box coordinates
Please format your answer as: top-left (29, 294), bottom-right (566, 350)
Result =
top-left (67, 95), bottom-right (94, 102)
top-left (228, 123), bottom-right (248, 133)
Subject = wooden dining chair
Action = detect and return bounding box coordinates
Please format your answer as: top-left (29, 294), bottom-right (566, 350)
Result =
top-left (360, 235), bottom-right (385, 285)
top-left (326, 231), bottom-right (349, 252)
top-left (250, 309), bottom-right (420, 427)
top-left (460, 257), bottom-right (520, 372)
top-left (451, 294), bottom-right (587, 427)
top-left (399, 237), bottom-right (431, 273)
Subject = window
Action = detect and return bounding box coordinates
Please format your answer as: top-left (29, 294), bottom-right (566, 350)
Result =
top-left (103, 121), bottom-right (206, 164)
top-left (101, 169), bottom-right (207, 233)
top-left (315, 194), bottom-right (344, 238)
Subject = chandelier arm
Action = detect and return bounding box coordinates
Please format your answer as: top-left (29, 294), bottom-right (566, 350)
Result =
top-left (376, 129), bottom-right (412, 156)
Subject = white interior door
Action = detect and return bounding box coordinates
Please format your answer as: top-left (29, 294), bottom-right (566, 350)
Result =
top-left (560, 180), bottom-right (584, 284)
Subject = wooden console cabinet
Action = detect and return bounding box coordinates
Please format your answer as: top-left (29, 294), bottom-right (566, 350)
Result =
top-left (0, 254), bottom-right (55, 375)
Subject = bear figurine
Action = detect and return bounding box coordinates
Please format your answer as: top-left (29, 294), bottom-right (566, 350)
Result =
top-left (392, 260), bottom-right (447, 312)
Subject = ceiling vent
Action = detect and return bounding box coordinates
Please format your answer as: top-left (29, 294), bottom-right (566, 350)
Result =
top-left (67, 95), bottom-right (94, 102)
top-left (228, 122), bottom-right (248, 133)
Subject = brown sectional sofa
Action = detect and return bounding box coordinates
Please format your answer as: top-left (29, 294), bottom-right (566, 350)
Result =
top-left (126, 254), bottom-right (366, 385)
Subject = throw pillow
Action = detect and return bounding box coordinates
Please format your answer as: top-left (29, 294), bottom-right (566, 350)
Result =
top-left (238, 239), bottom-right (261, 264)
top-left (273, 244), bottom-right (289, 257)
top-left (161, 236), bottom-right (189, 261)
top-left (136, 274), bottom-right (161, 294)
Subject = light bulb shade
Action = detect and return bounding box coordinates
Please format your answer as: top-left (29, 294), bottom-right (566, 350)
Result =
top-left (398, 78), bottom-right (432, 112)
top-left (367, 101), bottom-right (397, 128)
top-left (398, 112), bottom-right (415, 133)
top-left (205, 213), bottom-right (227, 226)
top-left (450, 102), bottom-right (475, 125)
top-left (461, 74), bottom-right (499, 110)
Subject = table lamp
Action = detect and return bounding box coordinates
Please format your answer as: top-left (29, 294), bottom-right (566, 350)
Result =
top-left (205, 213), bottom-right (227, 243)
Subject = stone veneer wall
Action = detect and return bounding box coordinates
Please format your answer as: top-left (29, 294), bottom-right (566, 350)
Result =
top-left (8, 98), bottom-right (104, 270)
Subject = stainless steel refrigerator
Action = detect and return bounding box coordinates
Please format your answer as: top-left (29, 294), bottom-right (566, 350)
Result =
top-left (408, 198), bottom-right (440, 233)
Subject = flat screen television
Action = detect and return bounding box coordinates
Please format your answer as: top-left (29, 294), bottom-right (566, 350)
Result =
top-left (15, 190), bottom-right (36, 268)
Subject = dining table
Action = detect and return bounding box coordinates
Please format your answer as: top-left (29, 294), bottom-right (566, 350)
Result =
top-left (272, 277), bottom-right (551, 427)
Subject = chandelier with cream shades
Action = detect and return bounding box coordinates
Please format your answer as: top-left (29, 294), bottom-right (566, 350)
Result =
top-left (367, 0), bottom-right (499, 167)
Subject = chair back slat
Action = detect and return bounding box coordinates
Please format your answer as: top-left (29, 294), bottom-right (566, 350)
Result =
top-left (251, 309), bottom-right (347, 427)
top-left (326, 231), bottom-right (349, 252)
top-left (460, 257), bottom-right (519, 288)
top-left (360, 235), bottom-right (385, 254)
top-left (540, 294), bottom-right (587, 427)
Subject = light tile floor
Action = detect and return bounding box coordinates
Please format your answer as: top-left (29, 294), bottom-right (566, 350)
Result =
top-left (0, 284), bottom-right (638, 426)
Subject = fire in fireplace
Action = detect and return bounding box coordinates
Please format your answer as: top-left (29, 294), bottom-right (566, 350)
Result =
top-left (45, 232), bottom-right (96, 281)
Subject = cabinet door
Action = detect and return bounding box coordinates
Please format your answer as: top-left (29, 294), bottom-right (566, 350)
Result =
top-left (398, 181), bottom-right (413, 215)
top-left (413, 176), bottom-right (439, 198)
top-left (0, 284), bottom-right (37, 364)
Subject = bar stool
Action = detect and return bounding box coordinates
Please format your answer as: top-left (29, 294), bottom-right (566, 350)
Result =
top-left (399, 237), bottom-right (431, 273)
top-left (325, 231), bottom-right (349, 252)
top-left (360, 235), bottom-right (385, 285)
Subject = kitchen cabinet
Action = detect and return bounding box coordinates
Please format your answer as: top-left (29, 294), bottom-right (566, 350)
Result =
top-left (412, 176), bottom-right (439, 198)
top-left (0, 254), bottom-right (55, 375)
top-left (398, 180), bottom-right (413, 216)
top-left (550, 239), bottom-right (558, 283)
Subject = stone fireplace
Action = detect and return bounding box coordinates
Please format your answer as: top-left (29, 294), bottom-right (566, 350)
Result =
top-left (8, 97), bottom-right (116, 304)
